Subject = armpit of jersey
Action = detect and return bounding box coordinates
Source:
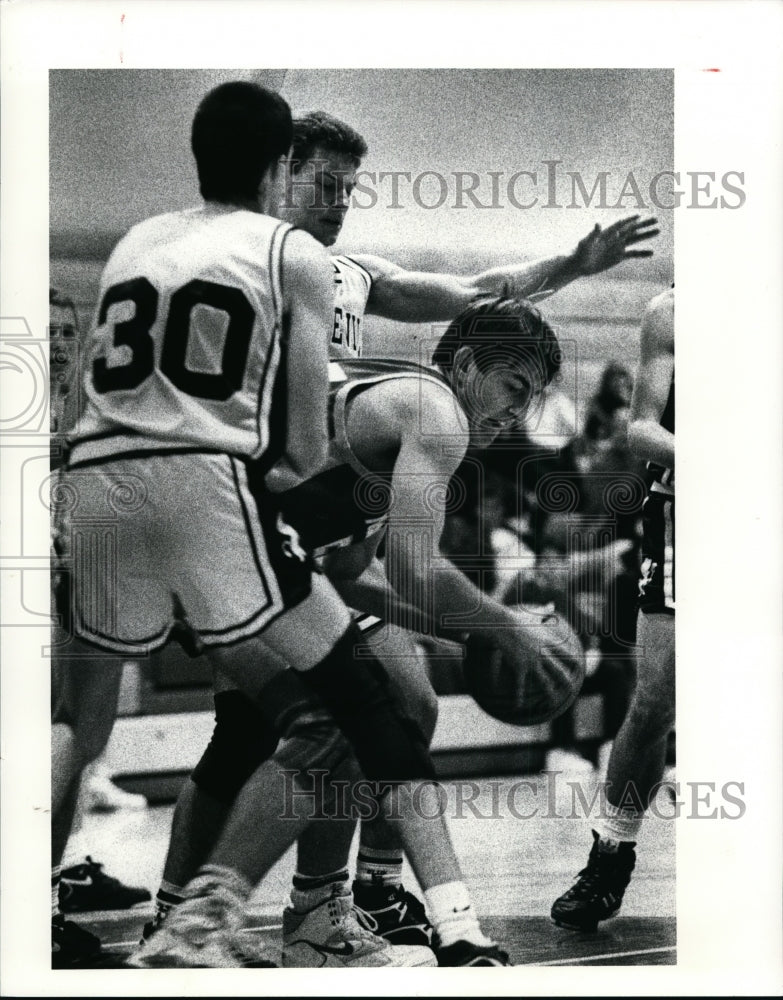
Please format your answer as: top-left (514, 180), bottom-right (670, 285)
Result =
top-left (275, 463), bottom-right (391, 553)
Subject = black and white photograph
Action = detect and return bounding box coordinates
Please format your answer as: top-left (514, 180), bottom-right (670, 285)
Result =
top-left (1, 2), bottom-right (781, 996)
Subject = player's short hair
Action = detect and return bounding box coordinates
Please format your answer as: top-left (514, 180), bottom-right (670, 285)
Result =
top-left (192, 81), bottom-right (293, 203)
top-left (291, 111), bottom-right (368, 170)
top-left (433, 296), bottom-right (562, 394)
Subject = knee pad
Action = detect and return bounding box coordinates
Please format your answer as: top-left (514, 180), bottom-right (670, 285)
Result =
top-left (297, 626), bottom-right (437, 783)
top-left (191, 690), bottom-right (281, 804)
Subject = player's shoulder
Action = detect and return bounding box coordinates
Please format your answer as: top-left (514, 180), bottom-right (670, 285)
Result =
top-left (644, 287), bottom-right (674, 325)
top-left (377, 365), bottom-right (464, 442)
top-left (107, 207), bottom-right (206, 264)
top-left (641, 287), bottom-right (674, 348)
top-left (281, 227), bottom-right (332, 303)
top-left (283, 228), bottom-right (330, 278)
top-left (119, 207), bottom-right (200, 242)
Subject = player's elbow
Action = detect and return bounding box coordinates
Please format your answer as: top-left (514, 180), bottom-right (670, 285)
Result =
top-left (627, 418), bottom-right (652, 455)
top-left (288, 434), bottom-right (329, 484)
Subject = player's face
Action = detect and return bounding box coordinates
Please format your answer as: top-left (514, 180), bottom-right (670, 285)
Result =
top-left (457, 352), bottom-right (535, 443)
top-left (282, 146), bottom-right (357, 247)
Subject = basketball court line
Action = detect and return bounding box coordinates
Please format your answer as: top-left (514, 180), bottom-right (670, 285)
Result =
top-left (110, 923), bottom-right (284, 951)
top-left (533, 945), bottom-right (676, 965)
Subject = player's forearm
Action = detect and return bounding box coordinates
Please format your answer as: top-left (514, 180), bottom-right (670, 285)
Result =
top-left (267, 384), bottom-right (329, 491)
top-left (472, 251), bottom-right (581, 301)
top-left (385, 536), bottom-right (518, 642)
top-left (333, 573), bottom-right (432, 634)
top-left (628, 419), bottom-right (675, 469)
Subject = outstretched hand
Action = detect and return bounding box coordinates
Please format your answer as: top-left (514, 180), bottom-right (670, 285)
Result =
top-left (573, 215), bottom-right (659, 275)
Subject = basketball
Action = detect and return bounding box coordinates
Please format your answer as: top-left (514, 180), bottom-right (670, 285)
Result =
top-left (462, 612), bottom-right (586, 726)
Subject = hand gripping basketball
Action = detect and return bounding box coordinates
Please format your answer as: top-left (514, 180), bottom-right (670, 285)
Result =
top-left (463, 610), bottom-right (586, 727)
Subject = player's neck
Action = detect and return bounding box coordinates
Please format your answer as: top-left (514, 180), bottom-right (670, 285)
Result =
top-left (203, 197), bottom-right (262, 214)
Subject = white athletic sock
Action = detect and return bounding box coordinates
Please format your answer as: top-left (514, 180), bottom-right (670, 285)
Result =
top-left (52, 866), bottom-right (61, 918)
top-left (290, 868), bottom-right (350, 913)
top-left (424, 881), bottom-right (493, 948)
top-left (355, 846), bottom-right (404, 889)
top-left (597, 799), bottom-right (643, 844)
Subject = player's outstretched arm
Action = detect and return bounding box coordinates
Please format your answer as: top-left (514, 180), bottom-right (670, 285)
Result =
top-left (352, 215), bottom-right (659, 323)
top-left (272, 229), bottom-right (334, 489)
top-left (628, 289), bottom-right (674, 468)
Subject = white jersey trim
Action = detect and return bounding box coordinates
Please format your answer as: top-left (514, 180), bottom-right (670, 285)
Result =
top-left (334, 254), bottom-right (373, 294)
top-left (329, 367), bottom-right (459, 477)
top-left (253, 220), bottom-right (291, 460)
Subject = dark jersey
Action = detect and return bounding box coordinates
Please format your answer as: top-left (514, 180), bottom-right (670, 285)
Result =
top-left (648, 376), bottom-right (674, 495)
top-left (639, 372), bottom-right (675, 612)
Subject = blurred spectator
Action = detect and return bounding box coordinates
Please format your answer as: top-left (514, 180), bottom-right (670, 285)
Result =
top-left (582, 361), bottom-right (633, 446)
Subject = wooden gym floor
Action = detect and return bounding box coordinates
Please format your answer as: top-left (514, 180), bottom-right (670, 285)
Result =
top-left (67, 771), bottom-right (676, 968)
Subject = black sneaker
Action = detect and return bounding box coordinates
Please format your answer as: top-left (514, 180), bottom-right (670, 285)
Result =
top-left (352, 881), bottom-right (434, 947)
top-left (551, 830), bottom-right (636, 932)
top-left (59, 856), bottom-right (152, 912)
top-left (139, 915), bottom-right (163, 946)
top-left (436, 939), bottom-right (512, 967)
top-left (52, 915), bottom-right (102, 968)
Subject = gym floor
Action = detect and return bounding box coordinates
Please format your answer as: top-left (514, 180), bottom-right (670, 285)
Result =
top-left (69, 771), bottom-right (676, 968)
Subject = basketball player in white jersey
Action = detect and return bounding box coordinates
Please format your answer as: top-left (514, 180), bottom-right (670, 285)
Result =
top-left (551, 288), bottom-right (674, 931)
top-left (144, 111), bottom-right (661, 964)
top-left (285, 110), bottom-right (659, 362)
top-left (59, 82), bottom-right (510, 971)
top-left (136, 293), bottom-right (578, 969)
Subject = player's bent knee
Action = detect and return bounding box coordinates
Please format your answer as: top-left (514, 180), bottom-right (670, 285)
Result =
top-left (274, 709), bottom-right (354, 776)
top-left (298, 627), bottom-right (437, 783)
top-left (410, 684), bottom-right (438, 746)
top-left (191, 690), bottom-right (281, 804)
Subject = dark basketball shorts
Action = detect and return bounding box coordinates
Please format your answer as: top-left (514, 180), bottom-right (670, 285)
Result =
top-left (637, 488), bottom-right (675, 615)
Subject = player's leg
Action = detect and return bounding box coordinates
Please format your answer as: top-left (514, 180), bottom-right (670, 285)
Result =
top-left (288, 622), bottom-right (437, 956)
top-left (51, 637), bottom-right (124, 966)
top-left (551, 610), bottom-right (674, 931)
top-left (605, 611), bottom-right (675, 811)
top-left (347, 623), bottom-right (437, 944)
top-left (552, 488), bottom-right (675, 932)
top-left (113, 454), bottom-right (502, 966)
top-left (148, 626), bottom-right (436, 941)
top-left (144, 676), bottom-right (285, 937)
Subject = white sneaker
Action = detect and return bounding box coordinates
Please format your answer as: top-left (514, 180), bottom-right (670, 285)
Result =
top-left (126, 875), bottom-right (276, 968)
top-left (282, 893), bottom-right (436, 968)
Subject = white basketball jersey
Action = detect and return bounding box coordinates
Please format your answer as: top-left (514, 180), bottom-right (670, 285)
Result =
top-left (70, 206), bottom-right (291, 464)
top-left (329, 254), bottom-right (372, 358)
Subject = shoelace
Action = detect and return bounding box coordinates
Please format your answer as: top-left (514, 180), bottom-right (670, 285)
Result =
top-left (568, 858), bottom-right (615, 899)
top-left (345, 905), bottom-right (387, 944)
